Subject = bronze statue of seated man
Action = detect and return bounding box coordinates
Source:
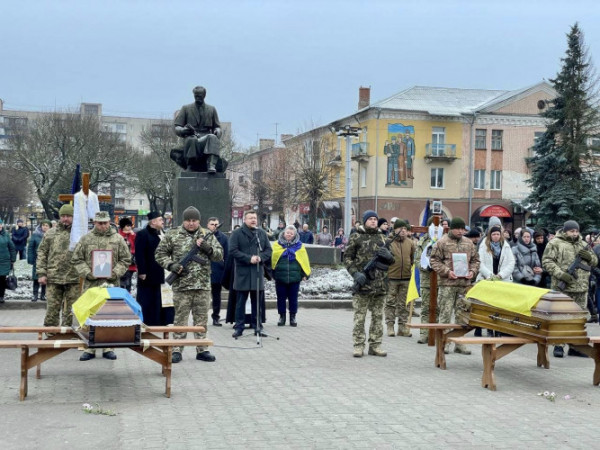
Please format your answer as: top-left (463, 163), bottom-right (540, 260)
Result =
top-left (172, 86), bottom-right (226, 173)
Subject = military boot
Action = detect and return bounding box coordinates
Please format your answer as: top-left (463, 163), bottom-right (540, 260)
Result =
top-left (353, 346), bottom-right (364, 358)
top-left (454, 344), bottom-right (471, 355)
top-left (387, 323), bottom-right (395, 337)
top-left (368, 346), bottom-right (387, 357)
top-left (397, 326), bottom-right (412, 337)
top-left (207, 155), bottom-right (218, 173)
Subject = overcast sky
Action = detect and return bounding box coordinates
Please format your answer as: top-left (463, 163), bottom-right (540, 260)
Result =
top-left (2, 0), bottom-right (599, 148)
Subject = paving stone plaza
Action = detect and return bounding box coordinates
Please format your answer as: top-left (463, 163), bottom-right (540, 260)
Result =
top-left (0, 305), bottom-right (599, 449)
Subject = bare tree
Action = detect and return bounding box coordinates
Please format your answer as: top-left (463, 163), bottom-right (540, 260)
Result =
top-left (0, 166), bottom-right (30, 223)
top-left (129, 123), bottom-right (179, 215)
top-left (6, 112), bottom-right (129, 218)
top-left (289, 131), bottom-right (337, 230)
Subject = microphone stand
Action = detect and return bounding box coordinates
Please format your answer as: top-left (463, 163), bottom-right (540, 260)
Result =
top-left (253, 229), bottom-right (278, 345)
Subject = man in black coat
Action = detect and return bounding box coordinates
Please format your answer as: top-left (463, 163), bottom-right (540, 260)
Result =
top-left (207, 217), bottom-right (228, 326)
top-left (135, 212), bottom-right (174, 326)
top-left (229, 210), bottom-right (272, 338)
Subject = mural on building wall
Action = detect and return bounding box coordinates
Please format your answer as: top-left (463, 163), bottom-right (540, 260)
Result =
top-left (383, 123), bottom-right (415, 187)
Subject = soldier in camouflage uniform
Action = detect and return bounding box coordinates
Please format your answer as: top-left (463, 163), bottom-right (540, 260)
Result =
top-left (429, 217), bottom-right (479, 355)
top-left (155, 206), bottom-right (223, 363)
top-left (343, 210), bottom-right (392, 358)
top-left (72, 211), bottom-right (132, 361)
top-left (414, 218), bottom-right (438, 344)
top-left (542, 220), bottom-right (597, 358)
top-left (37, 204), bottom-right (80, 328)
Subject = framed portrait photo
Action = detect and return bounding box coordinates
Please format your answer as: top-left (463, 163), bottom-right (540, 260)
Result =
top-left (92, 250), bottom-right (113, 278)
top-left (451, 252), bottom-right (469, 278)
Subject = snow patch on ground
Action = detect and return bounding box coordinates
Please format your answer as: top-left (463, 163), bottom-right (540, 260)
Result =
top-left (6, 260), bottom-right (353, 300)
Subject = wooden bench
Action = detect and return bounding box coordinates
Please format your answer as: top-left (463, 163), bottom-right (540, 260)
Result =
top-left (407, 323), bottom-right (472, 369)
top-left (570, 337), bottom-right (600, 386)
top-left (0, 326), bottom-right (212, 401)
top-left (447, 336), bottom-right (549, 391)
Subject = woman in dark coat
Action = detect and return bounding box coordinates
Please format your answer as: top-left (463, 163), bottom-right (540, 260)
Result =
top-left (11, 219), bottom-right (29, 260)
top-left (271, 226), bottom-right (311, 327)
top-left (27, 220), bottom-right (51, 302)
top-left (0, 219), bottom-right (17, 303)
top-left (512, 228), bottom-right (543, 286)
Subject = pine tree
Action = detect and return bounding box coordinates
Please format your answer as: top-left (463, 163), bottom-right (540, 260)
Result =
top-left (526, 23), bottom-right (600, 232)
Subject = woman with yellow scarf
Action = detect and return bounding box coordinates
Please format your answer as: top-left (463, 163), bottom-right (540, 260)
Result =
top-left (271, 225), bottom-right (311, 326)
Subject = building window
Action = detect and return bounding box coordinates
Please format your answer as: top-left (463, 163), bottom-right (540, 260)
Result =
top-left (491, 130), bottom-right (503, 150)
top-left (83, 104), bottom-right (99, 115)
top-left (474, 169), bottom-right (485, 190)
top-left (475, 129), bottom-right (487, 149)
top-left (432, 127), bottom-right (446, 155)
top-left (139, 200), bottom-right (144, 206)
top-left (336, 137), bottom-right (341, 157)
top-left (490, 170), bottom-right (502, 190)
top-left (360, 166), bottom-right (367, 188)
top-left (430, 168), bottom-right (444, 189)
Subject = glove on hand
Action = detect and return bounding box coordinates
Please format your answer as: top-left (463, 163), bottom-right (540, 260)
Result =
top-left (578, 249), bottom-right (594, 263)
top-left (86, 273), bottom-right (96, 281)
top-left (353, 272), bottom-right (367, 286)
top-left (558, 272), bottom-right (575, 284)
top-left (199, 241), bottom-right (213, 255)
top-left (169, 263), bottom-right (184, 274)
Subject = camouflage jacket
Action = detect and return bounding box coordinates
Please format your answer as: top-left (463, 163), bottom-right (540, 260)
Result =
top-left (343, 226), bottom-right (389, 295)
top-left (36, 223), bottom-right (80, 284)
top-left (429, 233), bottom-right (480, 287)
top-left (155, 225), bottom-right (223, 292)
top-left (542, 230), bottom-right (598, 293)
top-left (415, 234), bottom-right (432, 288)
top-left (72, 226), bottom-right (132, 291)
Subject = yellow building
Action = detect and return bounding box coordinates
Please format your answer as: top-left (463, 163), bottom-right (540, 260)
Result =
top-left (284, 82), bottom-right (555, 232)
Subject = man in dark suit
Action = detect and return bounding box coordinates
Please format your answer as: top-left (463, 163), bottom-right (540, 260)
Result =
top-left (229, 210), bottom-right (272, 338)
top-left (174, 86), bottom-right (222, 173)
top-left (207, 216), bottom-right (228, 326)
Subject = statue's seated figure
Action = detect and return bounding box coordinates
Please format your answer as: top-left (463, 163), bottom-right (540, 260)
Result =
top-left (171, 86), bottom-right (227, 174)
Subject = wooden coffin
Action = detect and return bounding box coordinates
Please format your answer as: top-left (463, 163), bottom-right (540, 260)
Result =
top-left (78, 298), bottom-right (141, 348)
top-left (457, 291), bottom-right (588, 345)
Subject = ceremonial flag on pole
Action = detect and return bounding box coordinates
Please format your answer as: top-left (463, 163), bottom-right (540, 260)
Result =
top-left (421, 199), bottom-right (430, 226)
top-left (70, 164), bottom-right (81, 195)
top-left (406, 264), bottom-right (421, 304)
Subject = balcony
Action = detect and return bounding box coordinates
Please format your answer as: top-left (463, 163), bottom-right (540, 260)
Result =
top-left (351, 142), bottom-right (370, 162)
top-left (425, 143), bottom-right (457, 163)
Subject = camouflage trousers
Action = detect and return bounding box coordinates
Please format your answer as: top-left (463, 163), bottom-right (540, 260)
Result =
top-left (173, 289), bottom-right (209, 354)
top-left (556, 291), bottom-right (588, 349)
top-left (419, 287), bottom-right (440, 339)
top-left (44, 283), bottom-right (80, 327)
top-left (438, 285), bottom-right (467, 324)
top-left (353, 292), bottom-right (385, 349)
top-left (384, 280), bottom-right (410, 328)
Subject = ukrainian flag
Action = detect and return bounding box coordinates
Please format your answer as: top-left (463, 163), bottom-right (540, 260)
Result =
top-left (406, 264), bottom-right (421, 305)
top-left (72, 287), bottom-right (143, 326)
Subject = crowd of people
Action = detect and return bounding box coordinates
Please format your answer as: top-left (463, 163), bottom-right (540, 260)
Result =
top-left (344, 211), bottom-right (599, 359)
top-left (2, 206), bottom-right (598, 362)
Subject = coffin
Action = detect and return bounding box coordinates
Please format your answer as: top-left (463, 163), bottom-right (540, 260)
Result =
top-left (77, 298), bottom-right (142, 348)
top-left (457, 290), bottom-right (588, 345)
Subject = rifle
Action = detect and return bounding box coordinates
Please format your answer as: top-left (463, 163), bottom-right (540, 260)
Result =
top-left (352, 232), bottom-right (401, 293)
top-left (165, 224), bottom-right (222, 285)
top-left (558, 232), bottom-right (597, 291)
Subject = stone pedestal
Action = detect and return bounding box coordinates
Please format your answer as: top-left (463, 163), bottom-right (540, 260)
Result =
top-left (175, 172), bottom-right (231, 232)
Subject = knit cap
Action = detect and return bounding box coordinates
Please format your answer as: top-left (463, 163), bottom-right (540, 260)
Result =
top-left (59, 204), bottom-right (74, 216)
top-left (362, 210), bottom-right (378, 224)
top-left (563, 220), bottom-right (579, 232)
top-left (450, 217), bottom-right (466, 230)
top-left (183, 206), bottom-right (201, 221)
top-left (394, 219), bottom-right (408, 230)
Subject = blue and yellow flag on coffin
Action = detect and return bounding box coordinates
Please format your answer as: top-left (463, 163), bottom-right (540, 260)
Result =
top-left (72, 287), bottom-right (143, 326)
top-left (406, 264), bottom-right (421, 304)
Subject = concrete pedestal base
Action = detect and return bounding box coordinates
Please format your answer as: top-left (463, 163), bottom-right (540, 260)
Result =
top-left (174, 172), bottom-right (231, 231)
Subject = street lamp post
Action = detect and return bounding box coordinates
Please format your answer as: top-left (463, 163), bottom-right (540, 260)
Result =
top-left (331, 125), bottom-right (361, 237)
